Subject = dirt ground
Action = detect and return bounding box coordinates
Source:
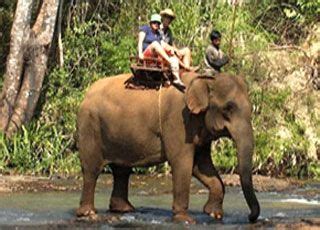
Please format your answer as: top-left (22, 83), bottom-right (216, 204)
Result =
top-left (0, 173), bottom-right (311, 194)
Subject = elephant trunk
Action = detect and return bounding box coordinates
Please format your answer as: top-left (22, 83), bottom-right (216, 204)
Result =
top-left (230, 119), bottom-right (260, 222)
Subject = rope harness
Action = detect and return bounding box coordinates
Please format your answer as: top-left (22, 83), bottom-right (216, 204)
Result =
top-left (158, 84), bottom-right (163, 136)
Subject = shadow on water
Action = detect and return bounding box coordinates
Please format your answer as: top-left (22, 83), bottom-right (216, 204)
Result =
top-left (0, 176), bottom-right (319, 229)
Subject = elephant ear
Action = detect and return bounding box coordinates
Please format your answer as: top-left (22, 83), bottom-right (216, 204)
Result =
top-left (185, 77), bottom-right (210, 114)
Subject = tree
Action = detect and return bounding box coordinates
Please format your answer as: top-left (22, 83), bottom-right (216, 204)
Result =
top-left (0, 0), bottom-right (61, 136)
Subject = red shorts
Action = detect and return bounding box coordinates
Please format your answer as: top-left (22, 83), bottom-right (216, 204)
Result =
top-left (143, 46), bottom-right (158, 59)
top-left (143, 45), bottom-right (173, 64)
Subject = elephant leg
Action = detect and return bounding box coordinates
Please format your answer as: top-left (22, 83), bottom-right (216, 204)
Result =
top-left (76, 114), bottom-right (108, 217)
top-left (76, 160), bottom-right (104, 217)
top-left (169, 148), bottom-right (195, 224)
top-left (193, 145), bottom-right (225, 220)
top-left (109, 165), bottom-right (135, 213)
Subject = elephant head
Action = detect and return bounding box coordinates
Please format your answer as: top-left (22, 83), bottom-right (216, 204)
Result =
top-left (185, 73), bottom-right (260, 222)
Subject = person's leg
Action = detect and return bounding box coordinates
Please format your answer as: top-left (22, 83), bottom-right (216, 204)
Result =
top-left (177, 47), bottom-right (191, 68)
top-left (169, 56), bottom-right (185, 87)
top-left (147, 41), bottom-right (172, 63)
top-left (147, 42), bottom-right (185, 88)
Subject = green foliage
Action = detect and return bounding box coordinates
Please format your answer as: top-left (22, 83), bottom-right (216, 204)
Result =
top-left (250, 86), bottom-right (316, 178)
top-left (63, 21), bottom-right (135, 81)
top-left (211, 139), bottom-right (237, 173)
top-left (309, 162), bottom-right (320, 178)
top-left (296, 0), bottom-right (320, 22)
top-left (250, 87), bottom-right (314, 178)
top-left (0, 124), bottom-right (80, 175)
top-left (252, 0), bottom-right (320, 44)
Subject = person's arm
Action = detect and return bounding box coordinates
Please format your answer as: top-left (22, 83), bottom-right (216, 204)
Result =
top-left (138, 31), bottom-right (146, 60)
top-left (210, 56), bottom-right (229, 70)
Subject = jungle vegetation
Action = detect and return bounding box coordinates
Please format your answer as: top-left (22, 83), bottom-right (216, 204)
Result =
top-left (0, 0), bottom-right (319, 178)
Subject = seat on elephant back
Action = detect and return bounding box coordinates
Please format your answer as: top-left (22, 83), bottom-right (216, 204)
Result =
top-left (126, 56), bottom-right (172, 90)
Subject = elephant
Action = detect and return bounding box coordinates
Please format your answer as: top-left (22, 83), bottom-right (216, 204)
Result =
top-left (75, 71), bottom-right (260, 223)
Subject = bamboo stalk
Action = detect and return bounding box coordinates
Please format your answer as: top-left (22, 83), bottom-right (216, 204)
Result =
top-left (228, 1), bottom-right (238, 58)
top-left (58, 0), bottom-right (64, 67)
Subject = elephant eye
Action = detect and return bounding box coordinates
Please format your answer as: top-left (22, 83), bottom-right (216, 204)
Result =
top-left (223, 101), bottom-right (237, 114)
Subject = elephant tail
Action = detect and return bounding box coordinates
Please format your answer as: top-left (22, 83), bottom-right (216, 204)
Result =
top-left (72, 130), bottom-right (79, 151)
top-left (70, 123), bottom-right (79, 152)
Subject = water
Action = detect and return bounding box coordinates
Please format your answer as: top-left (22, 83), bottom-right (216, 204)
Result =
top-left (0, 176), bottom-right (319, 229)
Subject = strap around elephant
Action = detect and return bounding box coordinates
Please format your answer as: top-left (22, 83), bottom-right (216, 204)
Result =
top-left (158, 84), bottom-right (163, 136)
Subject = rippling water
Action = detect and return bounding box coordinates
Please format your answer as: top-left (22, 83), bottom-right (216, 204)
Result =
top-left (0, 177), bottom-right (319, 228)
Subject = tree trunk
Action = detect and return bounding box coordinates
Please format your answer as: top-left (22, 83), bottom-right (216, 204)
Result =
top-left (0, 0), bottom-right (33, 131)
top-left (0, 0), bottom-right (61, 135)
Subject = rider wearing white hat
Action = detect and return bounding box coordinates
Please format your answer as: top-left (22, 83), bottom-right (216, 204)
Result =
top-left (159, 9), bottom-right (193, 72)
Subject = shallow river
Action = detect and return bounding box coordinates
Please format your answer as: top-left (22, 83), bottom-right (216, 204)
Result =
top-left (0, 175), bottom-right (319, 229)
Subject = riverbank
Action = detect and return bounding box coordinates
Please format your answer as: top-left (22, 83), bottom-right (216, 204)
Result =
top-left (0, 173), bottom-right (315, 194)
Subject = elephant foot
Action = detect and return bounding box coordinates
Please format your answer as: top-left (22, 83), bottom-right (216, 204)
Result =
top-left (109, 197), bottom-right (135, 213)
top-left (204, 203), bottom-right (224, 220)
top-left (173, 212), bottom-right (196, 224)
top-left (76, 205), bottom-right (97, 218)
top-left (209, 210), bottom-right (224, 220)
